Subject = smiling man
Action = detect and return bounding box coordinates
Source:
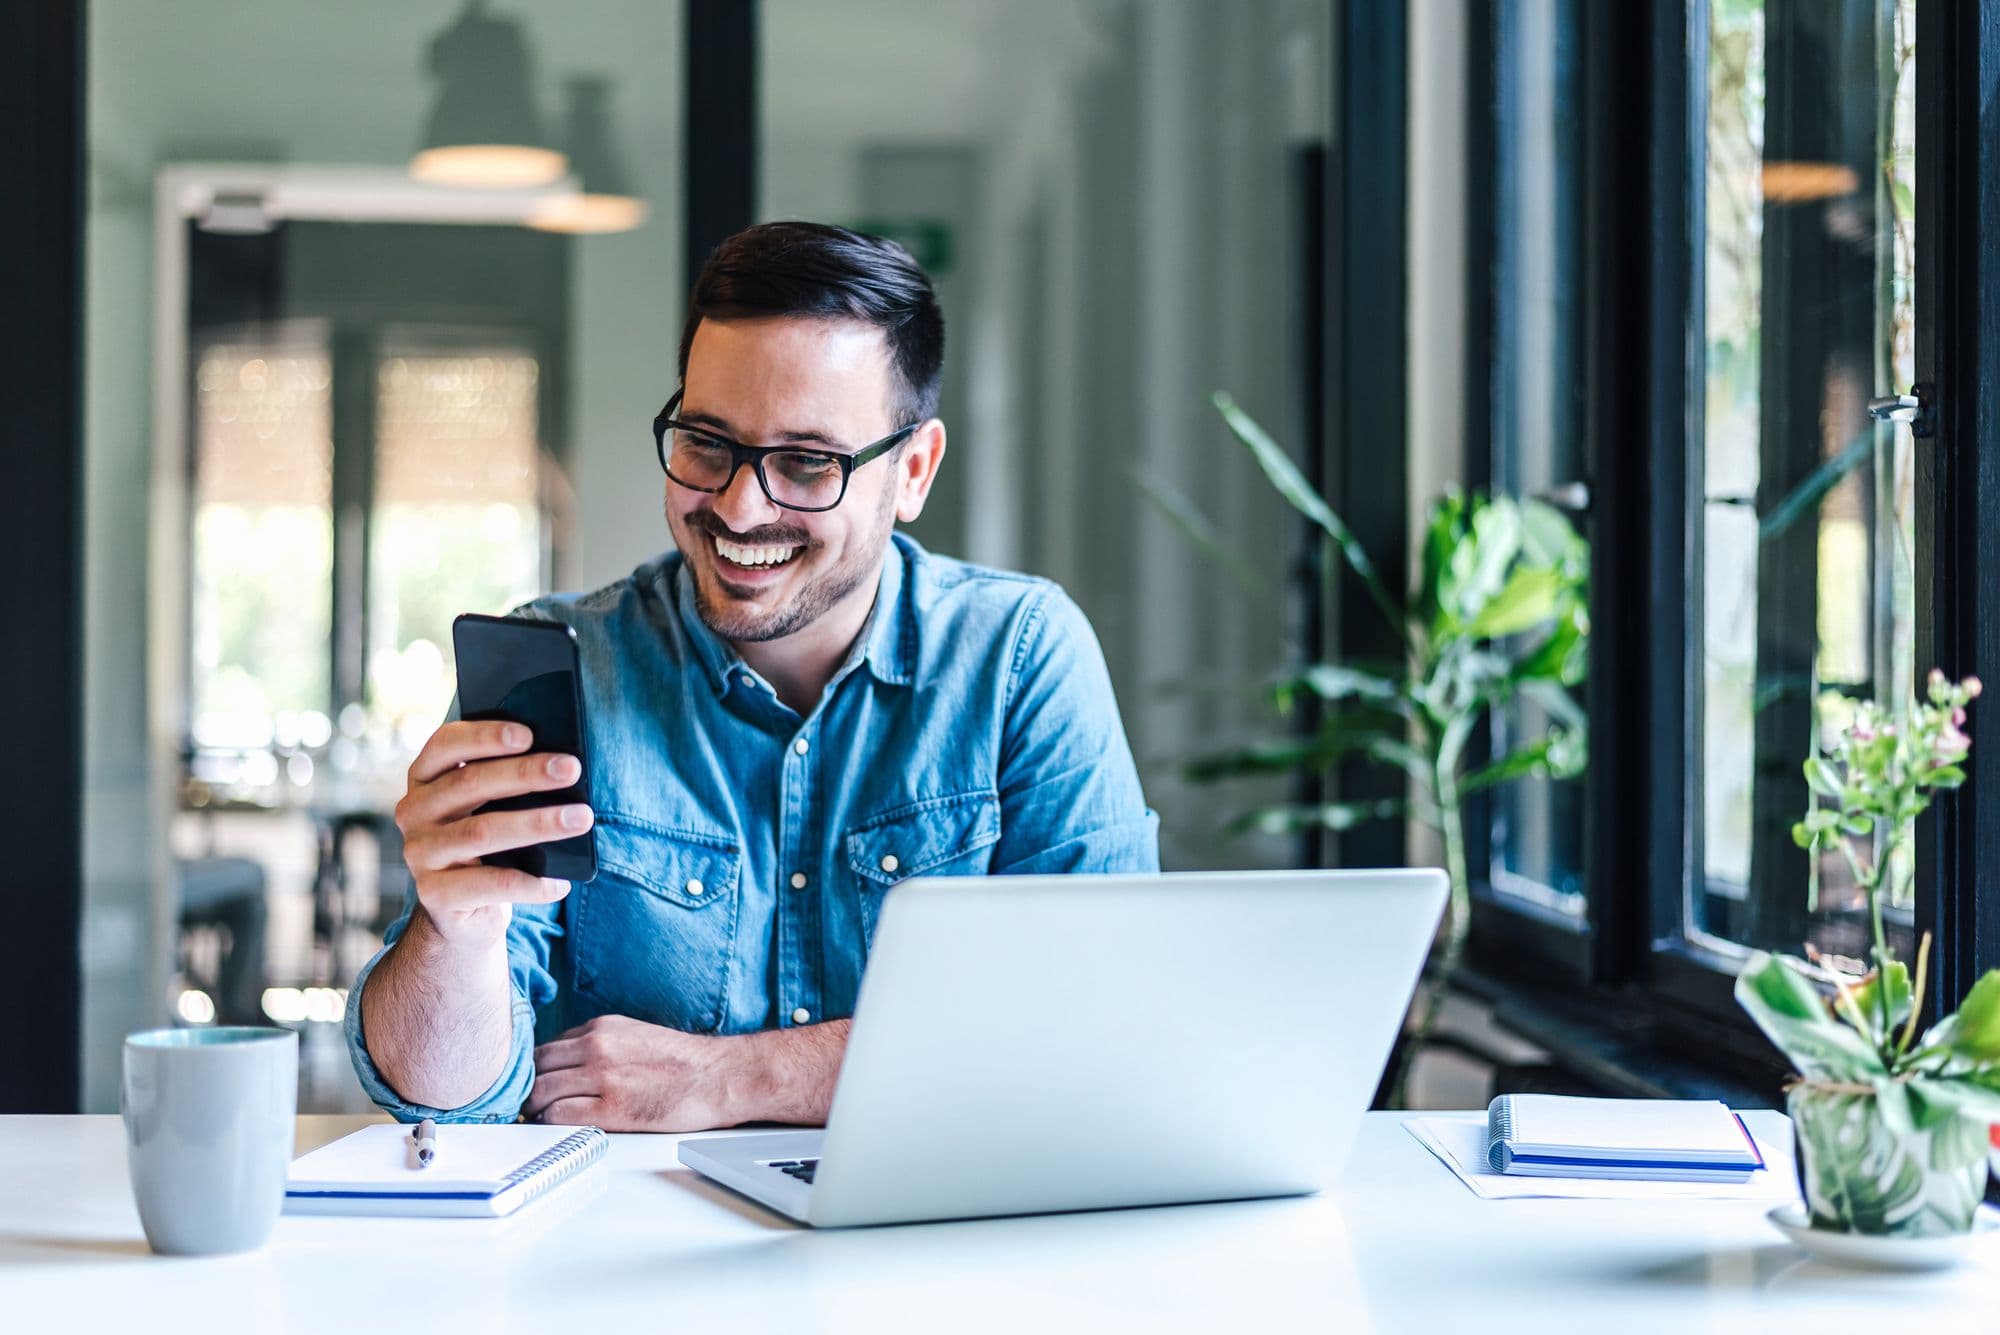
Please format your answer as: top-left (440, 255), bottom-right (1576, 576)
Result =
top-left (347, 222), bottom-right (1159, 1130)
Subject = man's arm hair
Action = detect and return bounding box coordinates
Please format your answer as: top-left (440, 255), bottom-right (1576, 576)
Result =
top-left (359, 907), bottom-right (517, 1111)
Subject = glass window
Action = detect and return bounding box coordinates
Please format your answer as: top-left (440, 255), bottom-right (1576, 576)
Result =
top-left (1694, 0), bottom-right (1918, 964)
top-left (1480, 0), bottom-right (1588, 916)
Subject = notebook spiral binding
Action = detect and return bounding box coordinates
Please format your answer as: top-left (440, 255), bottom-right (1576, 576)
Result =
top-left (1486, 1096), bottom-right (1516, 1172)
top-left (500, 1127), bottom-right (608, 1203)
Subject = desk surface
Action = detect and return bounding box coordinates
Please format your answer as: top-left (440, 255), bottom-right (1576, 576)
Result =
top-left (4, 1111), bottom-right (1993, 1333)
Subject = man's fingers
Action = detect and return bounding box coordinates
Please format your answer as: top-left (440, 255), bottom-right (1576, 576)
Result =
top-left (406, 803), bottom-right (594, 870)
top-left (408, 720), bottom-right (534, 786)
top-left (413, 864), bottom-right (571, 915)
top-left (523, 1066), bottom-right (595, 1120)
top-left (535, 1096), bottom-right (604, 1126)
top-left (398, 751), bottom-right (582, 831)
top-left (532, 1036), bottom-right (590, 1074)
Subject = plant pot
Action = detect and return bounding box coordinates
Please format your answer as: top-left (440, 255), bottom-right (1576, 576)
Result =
top-left (1787, 1083), bottom-right (1991, 1237)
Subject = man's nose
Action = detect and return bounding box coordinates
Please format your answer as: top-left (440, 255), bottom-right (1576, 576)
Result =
top-left (709, 460), bottom-right (782, 532)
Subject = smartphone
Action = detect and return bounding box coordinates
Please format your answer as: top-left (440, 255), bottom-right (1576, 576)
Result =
top-left (450, 613), bottom-right (598, 884)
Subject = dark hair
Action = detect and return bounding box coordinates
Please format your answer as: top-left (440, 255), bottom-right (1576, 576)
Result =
top-left (677, 221), bottom-right (946, 427)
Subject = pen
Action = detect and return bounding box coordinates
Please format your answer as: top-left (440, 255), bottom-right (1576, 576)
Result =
top-left (411, 1117), bottom-right (437, 1169)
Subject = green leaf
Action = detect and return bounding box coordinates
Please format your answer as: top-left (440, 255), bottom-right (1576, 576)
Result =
top-left (1212, 392), bottom-right (1406, 637)
top-left (1948, 969), bottom-right (2000, 1062)
top-left (1461, 567), bottom-right (1566, 640)
top-left (1734, 952), bottom-right (1888, 1081)
top-left (1908, 1078), bottom-right (2000, 1128)
top-left (1227, 798), bottom-right (1405, 838)
top-left (1849, 960), bottom-right (1912, 1031)
top-left (1460, 737), bottom-right (1573, 795)
top-left (1802, 757), bottom-right (1841, 798)
top-left (1281, 664), bottom-right (1406, 708)
top-left (1507, 604), bottom-right (1589, 687)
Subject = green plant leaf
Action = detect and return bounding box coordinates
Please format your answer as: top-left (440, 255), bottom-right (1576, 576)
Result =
top-left (1802, 757), bottom-right (1841, 798)
top-left (1849, 960), bottom-right (1912, 1032)
top-left (1227, 798), bottom-right (1405, 838)
top-left (1279, 664), bottom-right (1407, 708)
top-left (1459, 737), bottom-right (1577, 795)
top-left (1212, 392), bottom-right (1406, 637)
top-left (1507, 605), bottom-right (1589, 687)
top-left (1948, 969), bottom-right (2000, 1062)
top-left (1735, 952), bottom-right (1888, 1080)
top-left (1908, 1078), bottom-right (2000, 1128)
top-left (1461, 567), bottom-right (1566, 639)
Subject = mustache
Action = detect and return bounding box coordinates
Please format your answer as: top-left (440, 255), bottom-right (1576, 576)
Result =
top-left (685, 509), bottom-right (814, 549)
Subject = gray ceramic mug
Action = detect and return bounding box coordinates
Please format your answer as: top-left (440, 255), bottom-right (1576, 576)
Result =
top-left (121, 1027), bottom-right (298, 1256)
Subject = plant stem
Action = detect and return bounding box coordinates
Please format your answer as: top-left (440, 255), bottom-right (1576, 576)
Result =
top-left (1389, 761), bottom-right (1470, 1109)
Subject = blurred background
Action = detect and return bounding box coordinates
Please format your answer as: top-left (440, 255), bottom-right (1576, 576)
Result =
top-left (10, 0), bottom-right (1966, 1116)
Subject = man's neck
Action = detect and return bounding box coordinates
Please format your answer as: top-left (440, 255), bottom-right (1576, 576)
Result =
top-left (732, 565), bottom-right (882, 716)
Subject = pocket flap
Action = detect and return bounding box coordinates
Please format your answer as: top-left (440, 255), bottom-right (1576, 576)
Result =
top-left (593, 815), bottom-right (739, 909)
top-left (845, 791), bottom-right (1002, 887)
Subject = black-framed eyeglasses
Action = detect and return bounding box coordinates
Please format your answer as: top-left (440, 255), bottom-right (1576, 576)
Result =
top-left (651, 391), bottom-right (921, 513)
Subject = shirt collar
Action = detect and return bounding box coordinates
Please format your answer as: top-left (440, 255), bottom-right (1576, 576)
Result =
top-left (672, 535), bottom-right (916, 698)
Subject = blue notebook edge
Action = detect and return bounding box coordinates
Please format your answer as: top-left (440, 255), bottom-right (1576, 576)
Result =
top-left (285, 1125), bottom-right (609, 1203)
top-left (1485, 1098), bottom-right (1766, 1177)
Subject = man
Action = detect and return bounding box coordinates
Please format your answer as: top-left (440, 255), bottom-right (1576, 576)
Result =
top-left (346, 222), bottom-right (1158, 1131)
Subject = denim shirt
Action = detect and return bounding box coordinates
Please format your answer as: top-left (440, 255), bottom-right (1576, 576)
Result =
top-left (345, 533), bottom-right (1160, 1121)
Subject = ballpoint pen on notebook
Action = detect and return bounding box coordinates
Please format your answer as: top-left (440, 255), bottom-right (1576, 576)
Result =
top-left (410, 1118), bottom-right (437, 1169)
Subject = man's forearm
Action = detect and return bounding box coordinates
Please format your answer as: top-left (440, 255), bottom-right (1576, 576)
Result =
top-left (360, 908), bottom-right (517, 1111)
top-left (732, 1019), bottom-right (852, 1125)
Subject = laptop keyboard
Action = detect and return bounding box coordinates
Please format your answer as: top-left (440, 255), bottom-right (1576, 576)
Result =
top-left (766, 1158), bottom-right (819, 1184)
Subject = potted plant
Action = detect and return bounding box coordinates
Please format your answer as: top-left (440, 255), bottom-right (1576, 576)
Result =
top-left (1153, 394), bottom-right (1589, 1106)
top-left (1735, 669), bottom-right (2000, 1236)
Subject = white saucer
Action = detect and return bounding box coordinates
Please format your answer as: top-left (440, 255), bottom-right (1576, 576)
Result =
top-left (1767, 1203), bottom-right (2000, 1271)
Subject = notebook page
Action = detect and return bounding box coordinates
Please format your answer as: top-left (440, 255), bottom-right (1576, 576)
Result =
top-left (1501, 1095), bottom-right (1751, 1156)
top-left (288, 1123), bottom-right (587, 1195)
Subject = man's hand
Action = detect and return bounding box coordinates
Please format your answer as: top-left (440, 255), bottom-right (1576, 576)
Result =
top-left (527, 1014), bottom-right (851, 1132)
top-left (360, 719), bottom-right (594, 1112)
top-left (395, 719), bottom-right (594, 951)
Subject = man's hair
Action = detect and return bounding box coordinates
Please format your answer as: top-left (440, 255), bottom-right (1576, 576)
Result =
top-left (677, 221), bottom-right (946, 427)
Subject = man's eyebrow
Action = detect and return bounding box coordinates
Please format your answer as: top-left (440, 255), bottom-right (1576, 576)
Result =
top-left (678, 408), bottom-right (847, 450)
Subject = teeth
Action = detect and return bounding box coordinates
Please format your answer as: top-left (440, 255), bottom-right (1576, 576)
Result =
top-left (715, 536), bottom-right (801, 568)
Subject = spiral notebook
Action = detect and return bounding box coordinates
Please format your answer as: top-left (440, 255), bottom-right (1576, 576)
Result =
top-left (285, 1123), bottom-right (608, 1217)
top-left (1485, 1095), bottom-right (1764, 1182)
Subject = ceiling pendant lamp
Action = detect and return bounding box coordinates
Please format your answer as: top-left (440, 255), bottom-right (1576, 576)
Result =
top-left (529, 76), bottom-right (650, 234)
top-left (411, 0), bottom-right (567, 188)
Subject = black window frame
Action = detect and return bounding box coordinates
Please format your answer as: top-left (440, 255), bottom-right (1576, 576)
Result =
top-left (1462, 0), bottom-right (2000, 1090)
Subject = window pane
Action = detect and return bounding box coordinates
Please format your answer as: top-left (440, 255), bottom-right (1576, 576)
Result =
top-left (368, 348), bottom-right (546, 752)
top-left (1693, 0), bottom-right (1917, 963)
top-left (190, 333), bottom-right (334, 757)
top-left (1486, 0), bottom-right (1587, 913)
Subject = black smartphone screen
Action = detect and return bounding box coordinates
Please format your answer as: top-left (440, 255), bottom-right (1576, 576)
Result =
top-left (450, 613), bottom-right (598, 883)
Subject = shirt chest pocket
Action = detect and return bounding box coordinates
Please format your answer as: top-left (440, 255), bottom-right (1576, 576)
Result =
top-left (845, 790), bottom-right (1002, 943)
top-left (571, 817), bottom-right (741, 1034)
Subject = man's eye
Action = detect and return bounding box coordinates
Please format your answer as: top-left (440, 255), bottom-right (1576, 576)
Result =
top-left (774, 453), bottom-right (840, 482)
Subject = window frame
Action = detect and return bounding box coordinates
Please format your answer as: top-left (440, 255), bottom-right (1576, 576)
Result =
top-left (1465, 0), bottom-right (2000, 1080)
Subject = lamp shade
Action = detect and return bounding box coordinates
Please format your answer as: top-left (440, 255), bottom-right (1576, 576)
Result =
top-left (411, 0), bottom-right (567, 187)
top-left (528, 76), bottom-right (650, 234)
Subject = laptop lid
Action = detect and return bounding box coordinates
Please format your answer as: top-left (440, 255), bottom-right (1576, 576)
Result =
top-left (805, 868), bottom-right (1446, 1226)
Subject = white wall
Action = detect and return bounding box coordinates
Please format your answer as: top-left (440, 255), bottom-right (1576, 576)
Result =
top-left (84, 0), bottom-right (685, 1109)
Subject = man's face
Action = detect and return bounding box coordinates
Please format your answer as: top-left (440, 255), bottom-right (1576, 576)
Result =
top-left (666, 316), bottom-right (929, 645)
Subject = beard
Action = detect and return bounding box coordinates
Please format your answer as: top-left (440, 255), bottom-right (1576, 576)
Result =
top-left (681, 489), bottom-right (894, 644)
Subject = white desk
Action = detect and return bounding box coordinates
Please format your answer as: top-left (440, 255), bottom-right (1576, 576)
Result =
top-left (3, 1111), bottom-right (1992, 1333)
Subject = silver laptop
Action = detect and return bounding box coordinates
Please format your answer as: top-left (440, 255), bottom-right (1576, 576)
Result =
top-left (677, 868), bottom-right (1446, 1227)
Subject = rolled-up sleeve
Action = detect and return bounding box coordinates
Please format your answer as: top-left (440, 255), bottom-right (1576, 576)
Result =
top-left (990, 587), bottom-right (1160, 874)
top-left (344, 896), bottom-right (564, 1124)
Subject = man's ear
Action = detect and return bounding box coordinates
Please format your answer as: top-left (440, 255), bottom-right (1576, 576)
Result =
top-left (893, 420), bottom-right (947, 524)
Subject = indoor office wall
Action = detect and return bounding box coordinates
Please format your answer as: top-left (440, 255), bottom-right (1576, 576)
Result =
top-left (83, 1), bottom-right (685, 1111)
top-left (760, 0), bottom-right (1334, 870)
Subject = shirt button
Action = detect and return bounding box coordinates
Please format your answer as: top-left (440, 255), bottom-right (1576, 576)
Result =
top-left (685, 878), bottom-right (704, 897)
top-left (792, 1007), bottom-right (811, 1025)
top-left (793, 737), bottom-right (810, 756)
top-left (790, 871), bottom-right (808, 889)
top-left (880, 854), bottom-right (899, 873)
